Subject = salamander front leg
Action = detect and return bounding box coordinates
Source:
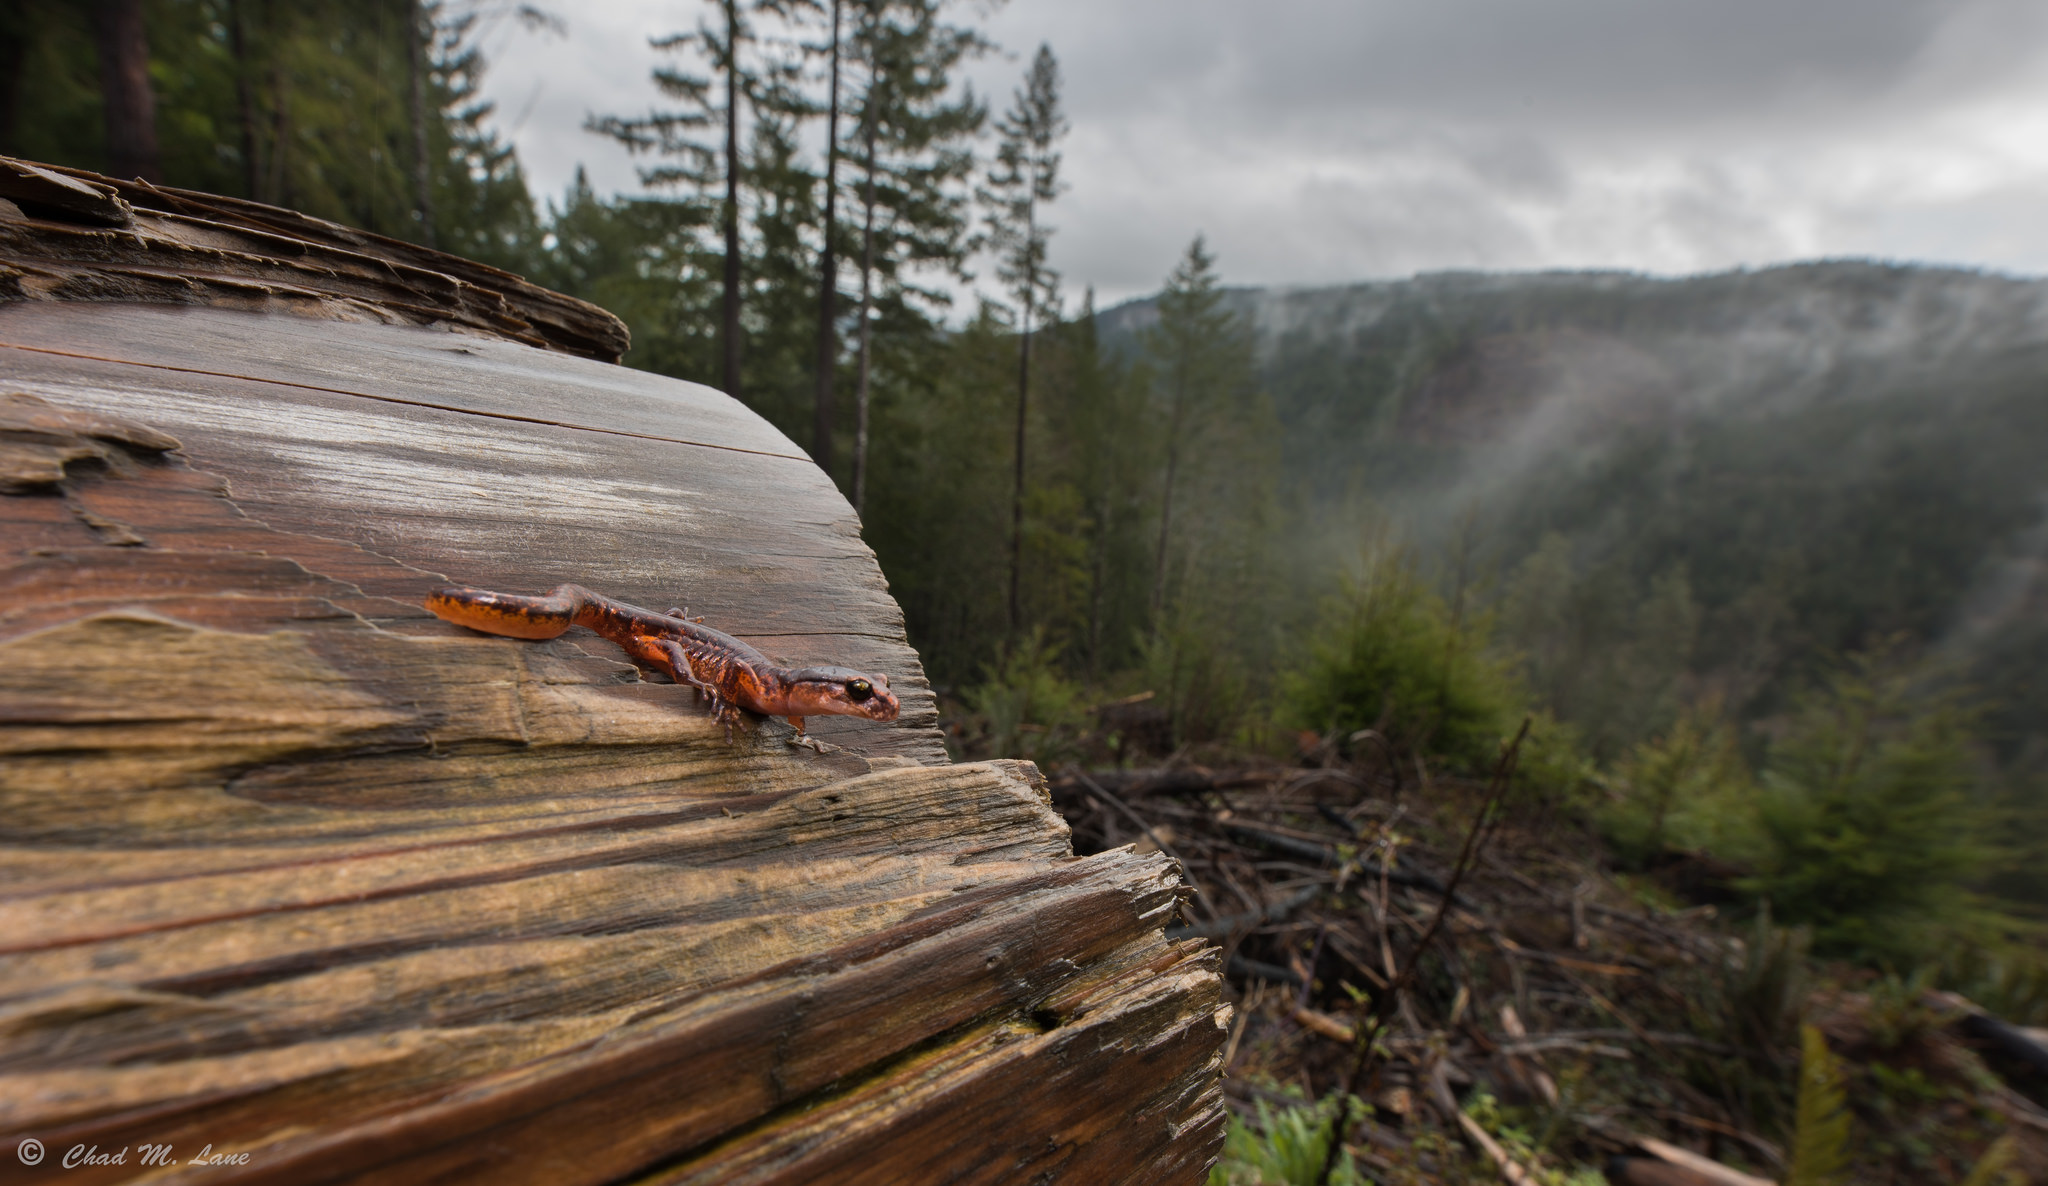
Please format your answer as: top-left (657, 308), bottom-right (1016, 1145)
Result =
top-left (786, 715), bottom-right (833, 753)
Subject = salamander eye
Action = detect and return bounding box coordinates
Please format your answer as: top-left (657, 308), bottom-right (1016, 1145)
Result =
top-left (846, 679), bottom-right (873, 702)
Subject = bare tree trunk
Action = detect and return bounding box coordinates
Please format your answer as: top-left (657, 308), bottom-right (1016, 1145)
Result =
top-left (1086, 503), bottom-right (1107, 679)
top-left (720, 0), bottom-right (743, 399)
top-left (851, 115), bottom-right (877, 516)
top-left (1007, 212), bottom-right (1034, 640)
top-left (0, 20), bottom-right (27, 158)
top-left (405, 0), bottom-right (436, 247)
top-left (810, 0), bottom-right (842, 472)
top-left (0, 6), bottom-right (35, 157)
top-left (1150, 367), bottom-right (1187, 618)
top-left (227, 0), bottom-right (263, 200)
top-left (89, 0), bottom-right (160, 183)
top-left (268, 63), bottom-right (290, 206)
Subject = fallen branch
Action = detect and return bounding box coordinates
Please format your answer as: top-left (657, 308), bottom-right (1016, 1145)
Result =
top-left (1455, 1111), bottom-right (1539, 1185)
top-left (1227, 956), bottom-right (1304, 987)
top-left (1053, 766), bottom-right (1274, 799)
top-left (1071, 772), bottom-right (1210, 918)
top-left (1935, 991), bottom-right (2048, 1080)
top-left (1221, 819), bottom-right (1472, 903)
top-left (1168, 884), bottom-right (1320, 940)
top-left (1313, 718), bottom-right (1532, 1186)
top-left (1632, 1137), bottom-right (1775, 1186)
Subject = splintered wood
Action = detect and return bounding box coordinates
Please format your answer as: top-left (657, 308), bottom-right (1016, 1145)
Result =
top-left (0, 283), bottom-right (1224, 1179)
top-left (0, 155), bottom-right (627, 363)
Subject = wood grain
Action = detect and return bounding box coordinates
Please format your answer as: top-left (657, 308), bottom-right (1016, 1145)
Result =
top-left (0, 263), bottom-right (1225, 1177)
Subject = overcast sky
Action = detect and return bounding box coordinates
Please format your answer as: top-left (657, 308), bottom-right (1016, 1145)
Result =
top-left (477, 0), bottom-right (2048, 307)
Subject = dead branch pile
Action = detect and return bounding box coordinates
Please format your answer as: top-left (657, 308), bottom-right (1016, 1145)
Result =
top-left (1047, 760), bottom-right (2048, 1186)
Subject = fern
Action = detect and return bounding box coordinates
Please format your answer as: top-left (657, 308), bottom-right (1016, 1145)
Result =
top-left (1785, 1024), bottom-right (1850, 1186)
top-left (1957, 1135), bottom-right (2020, 1186)
top-left (1208, 1095), bottom-right (1364, 1186)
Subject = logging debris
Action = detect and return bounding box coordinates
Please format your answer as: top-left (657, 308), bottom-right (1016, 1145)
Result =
top-left (1046, 762), bottom-right (2048, 1185)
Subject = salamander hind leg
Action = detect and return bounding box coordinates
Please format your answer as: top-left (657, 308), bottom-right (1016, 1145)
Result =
top-left (654, 639), bottom-right (747, 741)
top-left (654, 639), bottom-right (717, 695)
top-left (426, 584), bottom-right (582, 640)
top-left (714, 697), bottom-right (750, 744)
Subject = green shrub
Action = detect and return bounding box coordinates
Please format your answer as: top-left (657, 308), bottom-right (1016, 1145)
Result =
top-left (1282, 548), bottom-right (1521, 773)
top-left (1601, 705), bottom-right (1754, 866)
top-left (1136, 606), bottom-right (1261, 753)
top-left (1740, 650), bottom-right (1989, 962)
top-left (962, 629), bottom-right (1092, 766)
top-left (1512, 710), bottom-right (1601, 810)
top-left (1461, 1090), bottom-right (1607, 1186)
top-left (1937, 940), bottom-right (2048, 1027)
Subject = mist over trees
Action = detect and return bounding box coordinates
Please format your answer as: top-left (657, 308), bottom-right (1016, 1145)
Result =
top-left (6, 0), bottom-right (2045, 1007)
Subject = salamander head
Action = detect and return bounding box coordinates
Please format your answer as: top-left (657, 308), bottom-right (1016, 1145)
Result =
top-left (783, 667), bottom-right (900, 722)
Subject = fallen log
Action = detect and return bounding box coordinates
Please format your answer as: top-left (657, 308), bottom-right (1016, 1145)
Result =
top-left (0, 161), bottom-right (1225, 1184)
top-left (1953, 1004), bottom-right (2048, 1082)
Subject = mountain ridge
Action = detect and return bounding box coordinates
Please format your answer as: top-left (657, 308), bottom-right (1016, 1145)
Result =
top-left (1100, 258), bottom-right (2048, 773)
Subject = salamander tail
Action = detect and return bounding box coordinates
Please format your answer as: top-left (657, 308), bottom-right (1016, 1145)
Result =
top-left (425, 584), bottom-right (582, 640)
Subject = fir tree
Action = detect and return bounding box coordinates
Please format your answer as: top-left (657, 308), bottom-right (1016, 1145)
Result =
top-left (844, 0), bottom-right (985, 511)
top-left (1144, 235), bottom-right (1252, 616)
top-left (810, 0), bottom-right (844, 472)
top-left (591, 0), bottom-right (772, 398)
top-left (1037, 289), bottom-right (1154, 677)
top-left (980, 43), bottom-right (1066, 640)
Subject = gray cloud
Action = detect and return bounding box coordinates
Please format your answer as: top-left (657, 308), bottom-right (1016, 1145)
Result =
top-left (480, 0), bottom-right (2048, 307)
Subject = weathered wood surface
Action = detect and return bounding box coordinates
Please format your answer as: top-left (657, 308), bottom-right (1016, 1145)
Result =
top-left (0, 176), bottom-right (1225, 1184)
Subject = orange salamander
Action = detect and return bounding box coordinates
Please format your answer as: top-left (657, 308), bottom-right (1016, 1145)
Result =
top-left (425, 583), bottom-right (899, 746)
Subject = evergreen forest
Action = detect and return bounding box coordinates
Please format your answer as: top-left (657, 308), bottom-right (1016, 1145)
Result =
top-left (6, 2), bottom-right (2047, 1179)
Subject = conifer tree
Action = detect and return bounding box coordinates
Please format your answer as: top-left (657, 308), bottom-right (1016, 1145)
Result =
top-left (810, 0), bottom-right (844, 471)
top-left (845, 0), bottom-right (985, 512)
top-left (10, 0), bottom-right (539, 265)
top-left (1145, 235), bottom-right (1249, 615)
top-left (530, 169), bottom-right (719, 378)
top-left (1039, 289), bottom-right (1153, 677)
top-left (405, 0), bottom-right (436, 247)
top-left (980, 43), bottom-right (1066, 639)
top-left (592, 0), bottom-right (765, 398)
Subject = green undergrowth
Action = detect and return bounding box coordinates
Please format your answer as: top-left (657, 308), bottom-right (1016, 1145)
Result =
top-left (1207, 1088), bottom-right (1365, 1186)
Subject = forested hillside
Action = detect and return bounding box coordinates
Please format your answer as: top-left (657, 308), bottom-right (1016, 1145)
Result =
top-left (1102, 263), bottom-right (2048, 782)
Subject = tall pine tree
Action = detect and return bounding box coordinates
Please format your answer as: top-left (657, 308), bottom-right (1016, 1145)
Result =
top-left (846, 0), bottom-right (985, 511)
top-left (591, 0), bottom-right (769, 398)
top-left (980, 43), bottom-right (1066, 640)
